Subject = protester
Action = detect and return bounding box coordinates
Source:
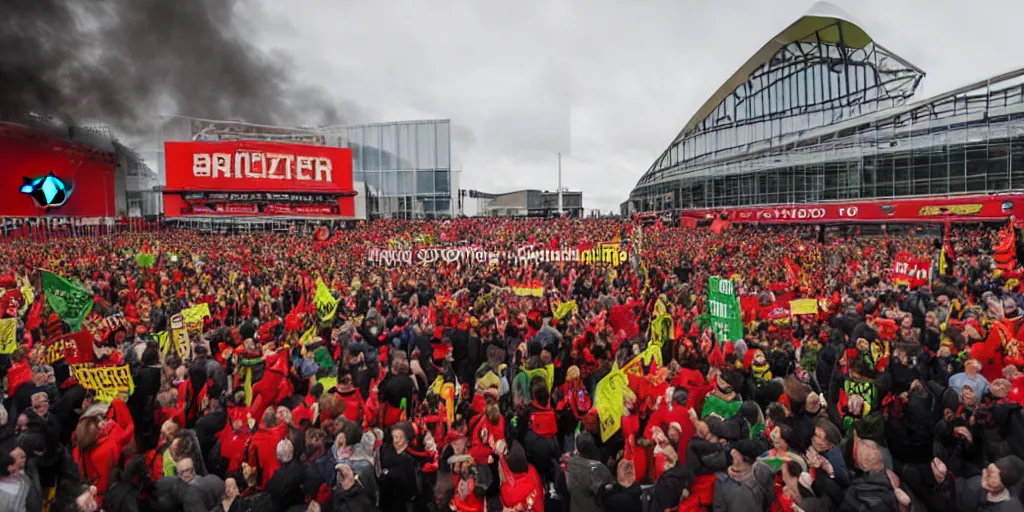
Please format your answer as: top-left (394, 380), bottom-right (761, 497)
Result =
top-left (0, 218), bottom-right (1022, 511)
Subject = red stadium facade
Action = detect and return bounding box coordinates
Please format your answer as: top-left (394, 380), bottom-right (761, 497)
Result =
top-left (0, 123), bottom-right (118, 218)
top-left (678, 193), bottom-right (1024, 225)
top-left (162, 141), bottom-right (357, 218)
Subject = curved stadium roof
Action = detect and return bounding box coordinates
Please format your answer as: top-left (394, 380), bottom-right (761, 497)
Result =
top-left (677, 2), bottom-right (891, 140)
top-left (634, 1), bottom-right (927, 189)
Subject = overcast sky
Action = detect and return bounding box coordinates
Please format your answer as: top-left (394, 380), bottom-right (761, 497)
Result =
top-left (249, 0), bottom-right (1024, 213)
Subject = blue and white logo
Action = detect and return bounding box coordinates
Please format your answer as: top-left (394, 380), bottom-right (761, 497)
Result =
top-left (21, 172), bottom-right (73, 208)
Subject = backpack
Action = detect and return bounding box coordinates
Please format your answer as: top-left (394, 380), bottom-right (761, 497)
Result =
top-left (529, 407), bottom-right (558, 438)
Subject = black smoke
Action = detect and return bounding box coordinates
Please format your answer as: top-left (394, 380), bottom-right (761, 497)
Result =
top-left (0, 0), bottom-right (358, 129)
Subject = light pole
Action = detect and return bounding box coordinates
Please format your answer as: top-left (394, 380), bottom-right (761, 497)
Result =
top-left (557, 153), bottom-right (563, 216)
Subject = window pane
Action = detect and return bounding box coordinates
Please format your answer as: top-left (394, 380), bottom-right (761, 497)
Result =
top-left (434, 171), bottom-right (450, 194)
top-left (436, 121), bottom-right (450, 169)
top-left (398, 124), bottom-right (416, 169)
top-left (380, 124), bottom-right (398, 170)
top-left (417, 123), bottom-right (436, 169)
top-left (362, 125), bottom-right (381, 171)
top-left (348, 127), bottom-right (363, 172)
top-left (416, 171), bottom-right (433, 194)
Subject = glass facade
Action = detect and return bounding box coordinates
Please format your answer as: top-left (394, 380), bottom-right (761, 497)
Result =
top-left (626, 12), bottom-right (1024, 214)
top-left (144, 118), bottom-right (455, 219)
top-left (325, 120), bottom-right (454, 219)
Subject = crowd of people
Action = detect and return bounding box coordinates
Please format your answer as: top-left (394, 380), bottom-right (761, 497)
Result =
top-left (0, 217), bottom-right (1023, 512)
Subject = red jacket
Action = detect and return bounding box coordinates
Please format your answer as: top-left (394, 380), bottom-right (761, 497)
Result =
top-left (218, 426), bottom-right (251, 474)
top-left (74, 422), bottom-right (134, 504)
top-left (246, 423), bottom-right (287, 489)
top-left (332, 387), bottom-right (367, 426)
top-left (499, 456), bottom-right (544, 512)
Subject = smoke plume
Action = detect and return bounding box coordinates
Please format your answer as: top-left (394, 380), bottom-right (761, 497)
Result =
top-left (0, 0), bottom-right (359, 130)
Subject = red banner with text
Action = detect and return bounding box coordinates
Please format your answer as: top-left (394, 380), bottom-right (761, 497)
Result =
top-left (164, 140), bottom-right (354, 195)
top-left (681, 194), bottom-right (1024, 224)
top-left (892, 250), bottom-right (932, 288)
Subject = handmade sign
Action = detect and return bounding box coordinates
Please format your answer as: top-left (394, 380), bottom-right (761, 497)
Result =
top-left (71, 364), bottom-right (133, 402)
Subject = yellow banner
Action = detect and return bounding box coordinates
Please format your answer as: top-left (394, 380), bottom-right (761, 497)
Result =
top-left (595, 363), bottom-right (630, 442)
top-left (314, 278), bottom-right (338, 324)
top-left (0, 317), bottom-right (16, 355)
top-left (72, 364), bottom-right (133, 402)
top-left (790, 298), bottom-right (818, 316)
top-left (511, 286), bottom-right (543, 297)
top-left (181, 303), bottom-right (211, 329)
top-left (580, 243), bottom-right (629, 266)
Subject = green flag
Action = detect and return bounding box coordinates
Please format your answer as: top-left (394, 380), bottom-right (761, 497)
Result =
top-left (40, 270), bottom-right (94, 331)
top-left (707, 276), bottom-right (743, 342)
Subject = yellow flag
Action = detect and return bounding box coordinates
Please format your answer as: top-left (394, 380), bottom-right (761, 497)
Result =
top-left (595, 363), bottom-right (632, 442)
top-left (314, 278), bottom-right (338, 324)
top-left (299, 325), bottom-right (317, 346)
top-left (553, 300), bottom-right (577, 320)
top-left (154, 331), bottom-right (170, 355)
top-left (0, 317), bottom-right (17, 355)
top-left (790, 298), bottom-right (818, 316)
top-left (18, 275), bottom-right (34, 317)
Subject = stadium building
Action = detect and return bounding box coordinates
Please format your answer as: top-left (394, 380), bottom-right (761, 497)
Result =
top-left (0, 115), bottom-right (155, 228)
top-left (624, 2), bottom-right (1024, 222)
top-left (141, 117), bottom-right (456, 220)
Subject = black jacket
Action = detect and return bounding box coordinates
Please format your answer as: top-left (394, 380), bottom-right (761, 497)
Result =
top-left (265, 460), bottom-right (305, 511)
top-left (377, 445), bottom-right (418, 512)
top-left (838, 471), bottom-right (900, 512)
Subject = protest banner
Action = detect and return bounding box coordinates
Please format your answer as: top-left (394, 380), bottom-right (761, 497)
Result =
top-left (170, 314), bottom-right (191, 360)
top-left (366, 243), bottom-right (630, 267)
top-left (892, 250), bottom-right (931, 288)
top-left (71, 364), bottom-right (133, 402)
top-left (40, 270), bottom-right (94, 331)
top-left (790, 298), bottom-right (819, 316)
top-left (707, 276), bottom-right (743, 342)
top-left (30, 330), bottom-right (94, 365)
top-left (510, 280), bottom-right (544, 297)
top-left (181, 303), bottom-right (211, 330)
top-left (0, 317), bottom-right (16, 354)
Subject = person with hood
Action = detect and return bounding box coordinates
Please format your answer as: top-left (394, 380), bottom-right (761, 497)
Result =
top-left (565, 431), bottom-right (613, 512)
top-left (496, 440), bottom-right (544, 512)
top-left (712, 438), bottom-right (774, 512)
